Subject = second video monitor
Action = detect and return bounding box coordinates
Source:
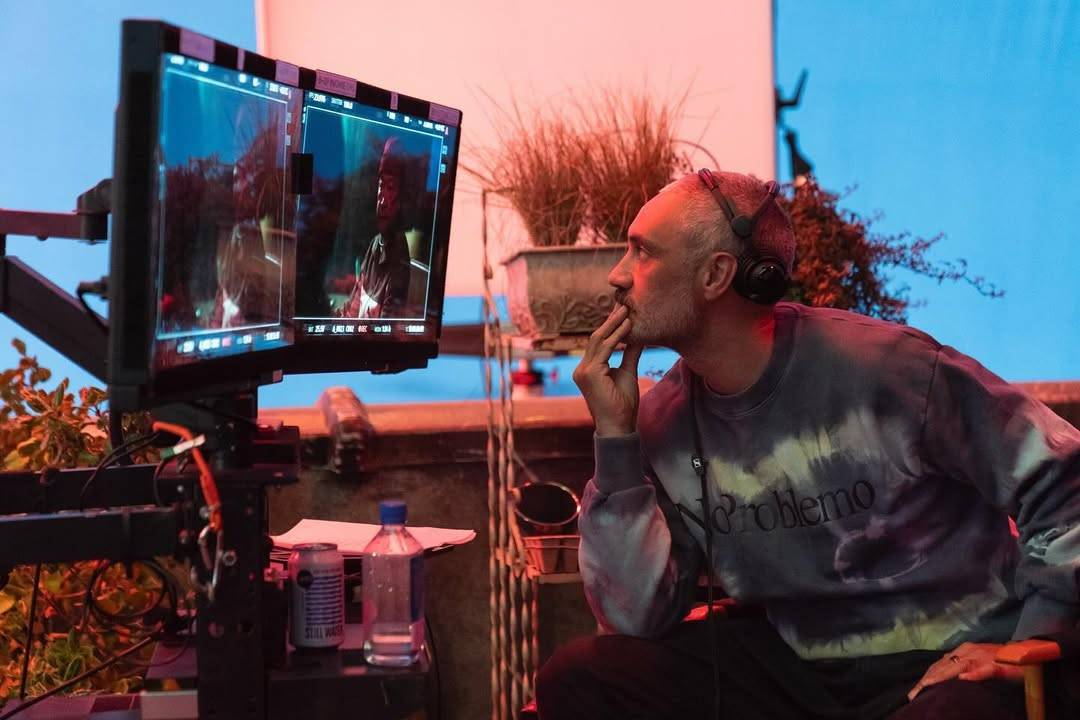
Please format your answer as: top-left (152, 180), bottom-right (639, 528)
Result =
top-left (296, 92), bottom-right (451, 332)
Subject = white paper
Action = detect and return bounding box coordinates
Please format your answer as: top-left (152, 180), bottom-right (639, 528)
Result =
top-left (272, 518), bottom-right (476, 556)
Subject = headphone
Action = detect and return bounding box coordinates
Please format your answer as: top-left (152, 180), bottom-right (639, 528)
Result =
top-left (696, 169), bottom-right (789, 305)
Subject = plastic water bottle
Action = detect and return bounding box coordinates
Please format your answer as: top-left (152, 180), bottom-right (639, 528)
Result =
top-left (362, 500), bottom-right (425, 666)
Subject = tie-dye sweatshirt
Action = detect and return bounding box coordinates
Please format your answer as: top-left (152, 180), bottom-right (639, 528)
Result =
top-left (580, 302), bottom-right (1080, 659)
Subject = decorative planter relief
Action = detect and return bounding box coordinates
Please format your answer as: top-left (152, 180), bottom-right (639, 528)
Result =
top-left (502, 243), bottom-right (627, 338)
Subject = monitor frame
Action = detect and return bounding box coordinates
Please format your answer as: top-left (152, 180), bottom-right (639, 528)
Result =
top-left (107, 20), bottom-right (463, 410)
top-left (281, 80), bottom-right (461, 376)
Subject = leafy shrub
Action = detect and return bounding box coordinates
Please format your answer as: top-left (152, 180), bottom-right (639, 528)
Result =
top-left (0, 341), bottom-right (182, 701)
top-left (780, 177), bottom-right (1002, 323)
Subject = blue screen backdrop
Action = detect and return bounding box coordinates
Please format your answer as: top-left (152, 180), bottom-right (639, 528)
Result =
top-left (0, 1), bottom-right (1075, 410)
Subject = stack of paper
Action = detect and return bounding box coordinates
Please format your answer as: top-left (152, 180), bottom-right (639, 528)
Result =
top-left (271, 518), bottom-right (476, 557)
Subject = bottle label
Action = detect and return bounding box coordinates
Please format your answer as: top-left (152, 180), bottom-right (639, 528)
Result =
top-left (410, 555), bottom-right (424, 622)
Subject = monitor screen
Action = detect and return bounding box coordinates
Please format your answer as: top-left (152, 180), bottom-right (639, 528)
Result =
top-left (108, 21), bottom-right (461, 407)
top-left (153, 53), bottom-right (301, 372)
top-left (292, 90), bottom-right (459, 351)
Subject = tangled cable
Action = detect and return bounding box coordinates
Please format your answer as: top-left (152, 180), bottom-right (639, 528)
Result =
top-left (152, 421), bottom-right (224, 602)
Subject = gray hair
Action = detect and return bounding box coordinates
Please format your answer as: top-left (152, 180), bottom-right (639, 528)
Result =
top-left (657, 174), bottom-right (742, 263)
top-left (659, 171), bottom-right (795, 273)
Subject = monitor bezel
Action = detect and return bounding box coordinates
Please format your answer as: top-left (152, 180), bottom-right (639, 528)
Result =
top-left (279, 81), bottom-right (461, 376)
top-left (109, 20), bottom-right (302, 410)
top-left (107, 20), bottom-right (463, 408)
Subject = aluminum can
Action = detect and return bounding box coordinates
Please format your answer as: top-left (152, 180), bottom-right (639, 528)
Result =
top-left (288, 542), bottom-right (344, 648)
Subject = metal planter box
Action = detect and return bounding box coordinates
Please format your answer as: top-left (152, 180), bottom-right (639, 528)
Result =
top-left (503, 244), bottom-right (627, 338)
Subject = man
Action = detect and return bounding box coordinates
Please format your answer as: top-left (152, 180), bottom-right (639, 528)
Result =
top-left (207, 124), bottom-right (282, 330)
top-left (537, 170), bottom-right (1080, 719)
top-left (208, 222), bottom-right (277, 329)
top-left (339, 137), bottom-right (412, 319)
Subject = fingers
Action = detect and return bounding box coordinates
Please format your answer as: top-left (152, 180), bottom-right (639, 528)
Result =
top-left (908, 674), bottom-right (955, 702)
top-left (958, 664), bottom-right (1004, 682)
top-left (947, 643), bottom-right (1023, 684)
top-left (589, 316), bottom-right (632, 369)
top-left (907, 656), bottom-right (965, 701)
top-left (908, 674), bottom-right (943, 702)
top-left (585, 305), bottom-right (629, 359)
top-left (619, 344), bottom-right (645, 375)
top-left (604, 318), bottom-right (632, 350)
top-left (573, 309), bottom-right (627, 388)
top-left (908, 645), bottom-right (1024, 703)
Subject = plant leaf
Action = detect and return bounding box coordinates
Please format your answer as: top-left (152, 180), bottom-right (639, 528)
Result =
top-left (4, 450), bottom-right (28, 470)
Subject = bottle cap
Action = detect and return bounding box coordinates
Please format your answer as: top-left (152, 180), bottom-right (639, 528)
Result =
top-left (379, 499), bottom-right (407, 525)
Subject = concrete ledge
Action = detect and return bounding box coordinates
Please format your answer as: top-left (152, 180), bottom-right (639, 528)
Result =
top-left (263, 380), bottom-right (1080, 447)
top-left (1017, 381), bottom-right (1080, 426)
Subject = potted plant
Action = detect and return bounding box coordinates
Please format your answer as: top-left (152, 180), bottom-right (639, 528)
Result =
top-left (471, 89), bottom-right (696, 340)
top-left (575, 88), bottom-right (695, 246)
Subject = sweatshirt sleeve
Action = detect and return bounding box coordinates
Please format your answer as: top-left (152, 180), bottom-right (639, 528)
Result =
top-left (578, 432), bottom-right (703, 638)
top-left (921, 346), bottom-right (1080, 638)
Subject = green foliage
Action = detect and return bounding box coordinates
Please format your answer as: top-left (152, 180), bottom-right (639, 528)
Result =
top-left (0, 341), bottom-right (154, 472)
top-left (0, 340), bottom-right (181, 701)
top-left (780, 177), bottom-right (1003, 323)
top-left (0, 565), bottom-right (160, 699)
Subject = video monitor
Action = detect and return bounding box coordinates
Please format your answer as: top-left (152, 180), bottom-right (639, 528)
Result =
top-left (109, 21), bottom-right (302, 408)
top-left (154, 54), bottom-right (300, 368)
top-left (285, 86), bottom-right (460, 373)
top-left (108, 21), bottom-right (462, 407)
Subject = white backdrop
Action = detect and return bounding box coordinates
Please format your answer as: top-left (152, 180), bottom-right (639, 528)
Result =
top-left (256, 0), bottom-right (776, 297)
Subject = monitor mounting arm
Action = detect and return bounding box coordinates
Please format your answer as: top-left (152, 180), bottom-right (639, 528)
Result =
top-left (0, 179), bottom-right (112, 380)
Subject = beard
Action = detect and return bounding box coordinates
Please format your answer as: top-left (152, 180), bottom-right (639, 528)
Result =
top-left (617, 284), bottom-right (701, 349)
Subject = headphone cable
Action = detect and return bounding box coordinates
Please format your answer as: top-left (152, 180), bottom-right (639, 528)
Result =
top-left (690, 377), bottom-right (722, 720)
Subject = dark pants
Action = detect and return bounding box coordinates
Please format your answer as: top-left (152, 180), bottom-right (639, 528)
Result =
top-left (536, 617), bottom-right (1042, 720)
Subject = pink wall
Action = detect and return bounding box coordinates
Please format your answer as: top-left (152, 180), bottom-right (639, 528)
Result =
top-left (257, 0), bottom-right (775, 297)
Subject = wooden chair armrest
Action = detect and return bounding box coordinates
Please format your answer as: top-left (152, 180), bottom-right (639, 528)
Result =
top-left (995, 639), bottom-right (1062, 666)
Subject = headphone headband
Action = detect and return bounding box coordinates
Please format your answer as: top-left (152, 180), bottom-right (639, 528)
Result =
top-left (696, 169), bottom-right (779, 239)
top-left (695, 169), bottom-right (789, 305)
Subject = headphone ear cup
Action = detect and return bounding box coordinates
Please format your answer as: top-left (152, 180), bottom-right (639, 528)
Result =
top-left (734, 257), bottom-right (789, 305)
